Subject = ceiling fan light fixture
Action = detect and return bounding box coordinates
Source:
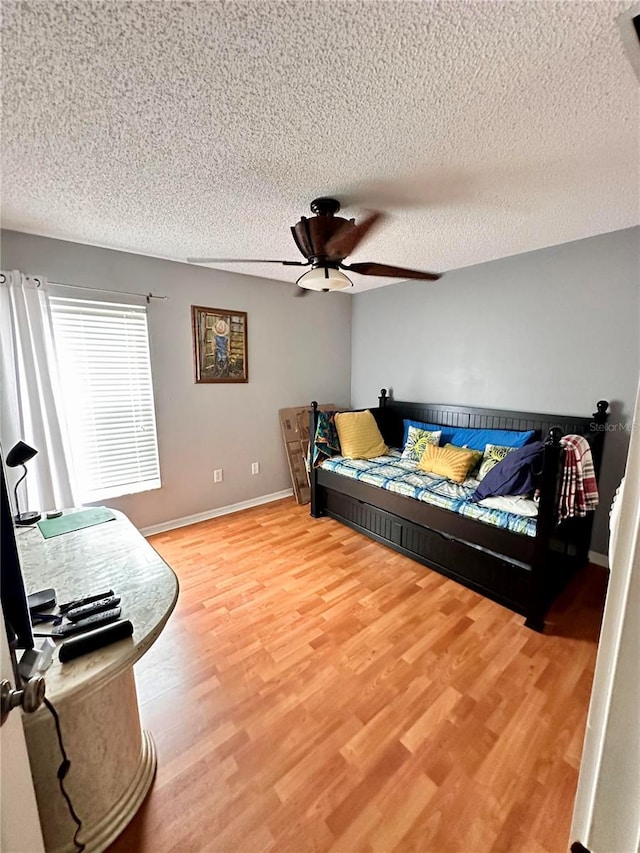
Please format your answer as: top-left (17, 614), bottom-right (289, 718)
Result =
top-left (296, 265), bottom-right (353, 292)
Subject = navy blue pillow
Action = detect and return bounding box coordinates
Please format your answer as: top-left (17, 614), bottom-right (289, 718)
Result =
top-left (472, 440), bottom-right (545, 501)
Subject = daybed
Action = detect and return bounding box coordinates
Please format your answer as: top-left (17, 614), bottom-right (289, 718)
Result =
top-left (309, 390), bottom-right (608, 631)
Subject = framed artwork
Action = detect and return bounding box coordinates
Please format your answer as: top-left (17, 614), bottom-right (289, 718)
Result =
top-left (191, 305), bottom-right (248, 383)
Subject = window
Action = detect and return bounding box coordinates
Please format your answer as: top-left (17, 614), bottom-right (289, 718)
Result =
top-left (49, 297), bottom-right (161, 502)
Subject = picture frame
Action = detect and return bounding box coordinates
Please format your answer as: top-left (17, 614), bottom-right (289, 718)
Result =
top-left (191, 305), bottom-right (248, 384)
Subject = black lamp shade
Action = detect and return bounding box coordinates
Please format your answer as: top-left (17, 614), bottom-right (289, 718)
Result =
top-left (5, 441), bottom-right (41, 526)
top-left (6, 441), bottom-right (38, 467)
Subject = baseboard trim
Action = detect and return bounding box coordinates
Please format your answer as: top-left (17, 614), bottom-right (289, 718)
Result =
top-left (588, 550), bottom-right (609, 568)
top-left (139, 489), bottom-right (294, 537)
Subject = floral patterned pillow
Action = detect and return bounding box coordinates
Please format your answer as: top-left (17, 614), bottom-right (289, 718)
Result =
top-left (401, 426), bottom-right (442, 462)
top-left (477, 443), bottom-right (517, 481)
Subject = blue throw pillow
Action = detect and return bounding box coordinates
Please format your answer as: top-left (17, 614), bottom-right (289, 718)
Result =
top-left (402, 419), bottom-right (535, 452)
top-left (472, 440), bottom-right (545, 501)
top-left (448, 427), bottom-right (535, 451)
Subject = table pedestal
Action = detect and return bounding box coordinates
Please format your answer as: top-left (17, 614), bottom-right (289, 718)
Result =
top-left (24, 667), bottom-right (156, 853)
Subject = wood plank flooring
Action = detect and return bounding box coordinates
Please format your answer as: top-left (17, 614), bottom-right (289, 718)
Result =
top-left (107, 498), bottom-right (607, 853)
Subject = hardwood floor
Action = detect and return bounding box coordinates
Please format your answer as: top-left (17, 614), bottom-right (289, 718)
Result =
top-left (107, 498), bottom-right (607, 853)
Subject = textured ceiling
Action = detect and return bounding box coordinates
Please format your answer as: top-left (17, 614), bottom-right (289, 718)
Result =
top-left (2, 1), bottom-right (639, 292)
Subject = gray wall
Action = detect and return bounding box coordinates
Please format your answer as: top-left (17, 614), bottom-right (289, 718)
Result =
top-left (1, 230), bottom-right (352, 529)
top-left (351, 227), bottom-right (640, 554)
top-left (3, 227), bottom-right (638, 552)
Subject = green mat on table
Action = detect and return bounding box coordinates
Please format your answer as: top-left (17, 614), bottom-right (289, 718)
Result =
top-left (37, 507), bottom-right (116, 539)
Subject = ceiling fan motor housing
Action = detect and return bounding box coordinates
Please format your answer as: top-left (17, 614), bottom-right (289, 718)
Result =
top-left (291, 197), bottom-right (356, 263)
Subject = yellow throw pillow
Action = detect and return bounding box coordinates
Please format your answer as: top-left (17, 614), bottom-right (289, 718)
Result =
top-left (418, 443), bottom-right (479, 483)
top-left (334, 410), bottom-right (388, 459)
top-left (444, 443), bottom-right (483, 477)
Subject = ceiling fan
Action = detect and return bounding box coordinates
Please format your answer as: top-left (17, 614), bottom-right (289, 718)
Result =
top-left (187, 197), bottom-right (442, 296)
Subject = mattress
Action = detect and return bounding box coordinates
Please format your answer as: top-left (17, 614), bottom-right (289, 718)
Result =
top-left (320, 449), bottom-right (538, 537)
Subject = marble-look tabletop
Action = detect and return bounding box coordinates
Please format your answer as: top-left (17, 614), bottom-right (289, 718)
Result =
top-left (15, 509), bottom-right (179, 705)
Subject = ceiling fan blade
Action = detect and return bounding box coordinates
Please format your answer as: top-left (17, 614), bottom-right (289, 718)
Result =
top-left (325, 211), bottom-right (384, 260)
top-left (294, 286), bottom-right (310, 297)
top-left (187, 258), bottom-right (309, 266)
top-left (341, 262), bottom-right (441, 281)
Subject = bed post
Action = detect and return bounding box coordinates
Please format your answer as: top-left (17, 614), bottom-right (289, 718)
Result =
top-left (309, 401), bottom-right (322, 518)
top-left (378, 388), bottom-right (388, 408)
top-left (569, 399), bottom-right (610, 568)
top-left (589, 400), bottom-right (609, 475)
top-left (525, 427), bottom-right (564, 631)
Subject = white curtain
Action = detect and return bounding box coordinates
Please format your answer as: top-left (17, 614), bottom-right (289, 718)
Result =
top-left (0, 270), bottom-right (76, 513)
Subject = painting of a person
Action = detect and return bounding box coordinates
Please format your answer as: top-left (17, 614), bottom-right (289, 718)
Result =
top-left (213, 317), bottom-right (230, 375)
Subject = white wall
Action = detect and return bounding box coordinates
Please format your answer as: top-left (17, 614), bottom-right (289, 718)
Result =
top-left (351, 227), bottom-right (640, 554)
top-left (0, 230), bottom-right (352, 529)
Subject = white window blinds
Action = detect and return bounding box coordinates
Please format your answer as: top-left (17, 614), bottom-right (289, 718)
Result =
top-left (49, 297), bottom-right (161, 502)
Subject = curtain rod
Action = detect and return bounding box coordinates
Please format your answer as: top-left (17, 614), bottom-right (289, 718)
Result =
top-left (48, 278), bottom-right (169, 305)
top-left (47, 279), bottom-right (168, 304)
top-left (0, 272), bottom-right (167, 303)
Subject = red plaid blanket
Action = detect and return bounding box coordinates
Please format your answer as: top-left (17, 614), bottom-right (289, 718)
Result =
top-left (558, 434), bottom-right (599, 521)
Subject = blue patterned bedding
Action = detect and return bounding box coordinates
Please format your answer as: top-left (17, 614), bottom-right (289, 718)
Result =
top-left (321, 450), bottom-right (537, 537)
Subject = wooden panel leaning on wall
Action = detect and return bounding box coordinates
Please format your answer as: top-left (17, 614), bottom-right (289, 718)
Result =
top-left (279, 404), bottom-right (335, 504)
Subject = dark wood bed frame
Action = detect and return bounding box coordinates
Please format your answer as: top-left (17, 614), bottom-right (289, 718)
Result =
top-left (309, 391), bottom-right (609, 631)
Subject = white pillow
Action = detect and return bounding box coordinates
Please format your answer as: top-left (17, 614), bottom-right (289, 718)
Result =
top-left (477, 495), bottom-right (539, 517)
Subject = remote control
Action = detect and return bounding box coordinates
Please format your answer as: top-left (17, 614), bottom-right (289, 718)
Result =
top-left (27, 588), bottom-right (57, 613)
top-left (59, 620), bottom-right (134, 663)
top-left (58, 590), bottom-right (115, 613)
top-left (50, 607), bottom-right (122, 638)
top-left (66, 596), bottom-right (121, 621)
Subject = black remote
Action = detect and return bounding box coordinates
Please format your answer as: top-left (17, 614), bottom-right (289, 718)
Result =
top-left (59, 620), bottom-right (134, 663)
top-left (58, 590), bottom-right (115, 613)
top-left (50, 607), bottom-right (122, 638)
top-left (27, 588), bottom-right (57, 613)
top-left (66, 596), bottom-right (121, 621)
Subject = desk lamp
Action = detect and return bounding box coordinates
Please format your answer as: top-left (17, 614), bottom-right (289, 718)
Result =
top-left (6, 441), bottom-right (41, 526)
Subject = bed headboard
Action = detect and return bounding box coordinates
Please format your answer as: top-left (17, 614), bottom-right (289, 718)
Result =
top-left (374, 389), bottom-right (609, 471)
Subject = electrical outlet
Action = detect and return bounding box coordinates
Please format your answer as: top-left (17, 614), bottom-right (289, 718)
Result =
top-left (251, 462), bottom-right (259, 475)
top-left (214, 469), bottom-right (223, 483)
